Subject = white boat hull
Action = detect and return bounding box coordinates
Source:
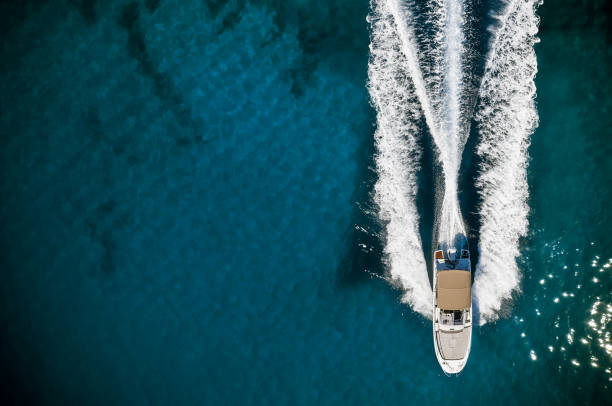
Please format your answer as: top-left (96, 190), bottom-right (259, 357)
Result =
top-left (432, 248), bottom-right (472, 375)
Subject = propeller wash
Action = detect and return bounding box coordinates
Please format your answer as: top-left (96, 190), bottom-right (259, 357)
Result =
top-left (367, 0), bottom-right (540, 325)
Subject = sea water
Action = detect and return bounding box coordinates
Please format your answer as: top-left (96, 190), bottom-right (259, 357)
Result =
top-left (0, 0), bottom-right (610, 404)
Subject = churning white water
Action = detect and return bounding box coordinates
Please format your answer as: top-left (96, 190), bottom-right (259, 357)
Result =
top-left (368, 0), bottom-right (432, 316)
top-left (367, 0), bottom-right (539, 322)
top-left (472, 0), bottom-right (540, 323)
top-left (437, 0), bottom-right (469, 249)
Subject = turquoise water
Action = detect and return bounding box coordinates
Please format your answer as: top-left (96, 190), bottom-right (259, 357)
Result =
top-left (0, 0), bottom-right (610, 404)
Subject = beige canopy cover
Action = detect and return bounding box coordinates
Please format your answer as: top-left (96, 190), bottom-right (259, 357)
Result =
top-left (437, 270), bottom-right (471, 310)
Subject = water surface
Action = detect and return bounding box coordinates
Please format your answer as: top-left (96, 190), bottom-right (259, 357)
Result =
top-left (0, 0), bottom-right (610, 404)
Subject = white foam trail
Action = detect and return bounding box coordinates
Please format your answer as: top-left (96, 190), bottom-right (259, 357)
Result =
top-left (473, 0), bottom-right (540, 323)
top-left (388, 0), bottom-right (470, 248)
top-left (367, 0), bottom-right (470, 317)
top-left (368, 0), bottom-right (432, 318)
top-left (385, 0), bottom-right (440, 141)
top-left (442, 0), bottom-right (465, 157)
top-left (411, 0), bottom-right (445, 122)
top-left (369, 0), bottom-right (538, 321)
top-left (437, 0), bottom-right (469, 247)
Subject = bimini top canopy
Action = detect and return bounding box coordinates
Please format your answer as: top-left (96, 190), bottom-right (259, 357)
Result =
top-left (437, 270), bottom-right (471, 310)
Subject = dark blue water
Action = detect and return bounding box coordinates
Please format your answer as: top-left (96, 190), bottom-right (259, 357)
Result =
top-left (0, 0), bottom-right (610, 404)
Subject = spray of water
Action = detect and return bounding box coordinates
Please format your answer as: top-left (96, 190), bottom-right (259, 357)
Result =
top-left (368, 0), bottom-right (432, 317)
top-left (368, 0), bottom-right (539, 322)
top-left (437, 0), bottom-right (469, 249)
top-left (472, 0), bottom-right (540, 323)
top-left (386, 0), bottom-right (470, 249)
top-left (368, 0), bottom-right (471, 318)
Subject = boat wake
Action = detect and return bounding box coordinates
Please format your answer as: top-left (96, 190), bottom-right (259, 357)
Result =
top-left (368, 0), bottom-right (431, 316)
top-left (472, 0), bottom-right (540, 323)
top-left (367, 0), bottom-right (540, 322)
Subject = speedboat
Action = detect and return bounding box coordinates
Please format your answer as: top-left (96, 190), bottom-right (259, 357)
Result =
top-left (432, 247), bottom-right (472, 374)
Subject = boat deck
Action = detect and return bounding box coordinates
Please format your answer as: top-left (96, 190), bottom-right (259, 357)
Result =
top-left (435, 326), bottom-right (472, 360)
